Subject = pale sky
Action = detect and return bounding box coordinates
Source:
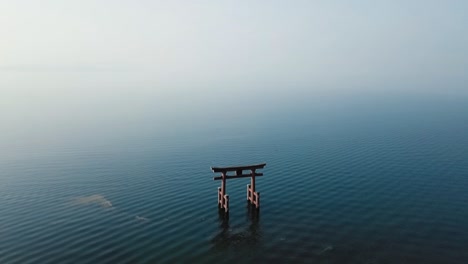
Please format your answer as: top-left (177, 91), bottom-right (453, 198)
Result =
top-left (1, 1), bottom-right (467, 152)
top-left (1, 1), bottom-right (467, 88)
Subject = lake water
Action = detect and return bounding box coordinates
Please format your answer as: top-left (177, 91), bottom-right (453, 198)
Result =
top-left (1, 90), bottom-right (468, 263)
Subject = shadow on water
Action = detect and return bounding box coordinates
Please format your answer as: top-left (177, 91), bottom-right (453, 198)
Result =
top-left (210, 202), bottom-right (262, 251)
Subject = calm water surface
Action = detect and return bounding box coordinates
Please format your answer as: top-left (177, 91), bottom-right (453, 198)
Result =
top-left (1, 91), bottom-right (468, 263)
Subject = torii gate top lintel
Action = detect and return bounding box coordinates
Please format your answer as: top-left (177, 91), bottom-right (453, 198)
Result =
top-left (211, 163), bottom-right (266, 173)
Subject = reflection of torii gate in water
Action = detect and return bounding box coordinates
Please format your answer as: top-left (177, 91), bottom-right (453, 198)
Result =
top-left (211, 163), bottom-right (266, 213)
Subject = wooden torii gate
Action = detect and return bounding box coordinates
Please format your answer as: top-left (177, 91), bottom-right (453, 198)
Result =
top-left (211, 163), bottom-right (266, 213)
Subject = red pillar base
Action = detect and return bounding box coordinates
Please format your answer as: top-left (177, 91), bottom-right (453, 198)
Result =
top-left (218, 187), bottom-right (229, 212)
top-left (247, 184), bottom-right (260, 209)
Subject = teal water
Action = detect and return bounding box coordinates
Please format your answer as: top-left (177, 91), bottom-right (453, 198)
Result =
top-left (1, 91), bottom-right (468, 263)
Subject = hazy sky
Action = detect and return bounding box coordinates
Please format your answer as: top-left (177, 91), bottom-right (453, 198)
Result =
top-left (2, 1), bottom-right (467, 88)
top-left (1, 1), bottom-right (467, 152)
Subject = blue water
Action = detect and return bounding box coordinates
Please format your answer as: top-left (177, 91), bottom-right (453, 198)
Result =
top-left (1, 91), bottom-right (468, 263)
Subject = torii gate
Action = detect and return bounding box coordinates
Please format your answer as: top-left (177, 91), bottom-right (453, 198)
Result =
top-left (211, 163), bottom-right (266, 213)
